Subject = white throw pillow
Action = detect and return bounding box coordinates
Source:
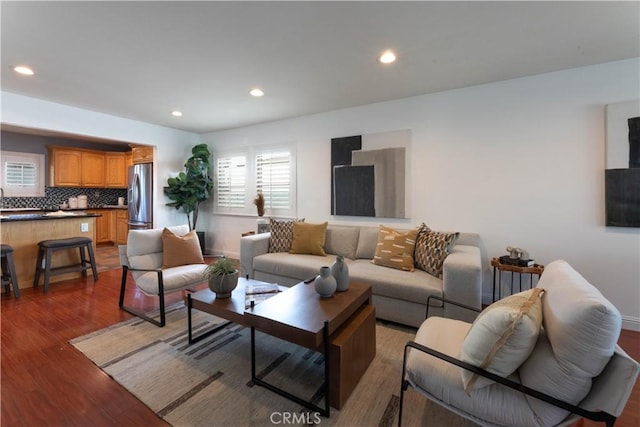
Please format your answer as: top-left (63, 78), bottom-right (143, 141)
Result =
top-left (460, 288), bottom-right (545, 393)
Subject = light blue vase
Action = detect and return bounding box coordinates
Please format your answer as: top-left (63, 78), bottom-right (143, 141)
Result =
top-left (331, 255), bottom-right (349, 291)
top-left (314, 266), bottom-right (337, 298)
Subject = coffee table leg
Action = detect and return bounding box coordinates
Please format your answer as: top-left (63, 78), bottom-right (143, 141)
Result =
top-left (323, 320), bottom-right (330, 417)
top-left (250, 321), bottom-right (331, 417)
top-left (187, 294), bottom-right (233, 345)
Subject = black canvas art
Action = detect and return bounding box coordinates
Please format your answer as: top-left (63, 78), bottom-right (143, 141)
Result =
top-left (605, 106), bottom-right (640, 227)
top-left (330, 131), bottom-right (408, 218)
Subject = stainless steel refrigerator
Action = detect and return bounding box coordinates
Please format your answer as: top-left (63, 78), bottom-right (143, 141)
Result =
top-left (128, 163), bottom-right (153, 230)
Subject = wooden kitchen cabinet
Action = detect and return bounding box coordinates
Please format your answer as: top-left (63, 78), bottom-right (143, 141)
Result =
top-left (131, 146), bottom-right (153, 164)
top-left (88, 210), bottom-right (113, 244)
top-left (50, 149), bottom-right (82, 186)
top-left (105, 153), bottom-right (127, 188)
top-left (81, 151), bottom-right (106, 187)
top-left (49, 146), bottom-right (128, 188)
top-left (116, 210), bottom-right (129, 245)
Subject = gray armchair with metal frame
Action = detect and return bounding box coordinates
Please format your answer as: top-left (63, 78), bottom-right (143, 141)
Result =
top-left (118, 224), bottom-right (208, 327)
top-left (399, 260), bottom-right (639, 427)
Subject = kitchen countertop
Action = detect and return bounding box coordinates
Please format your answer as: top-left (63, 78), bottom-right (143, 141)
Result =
top-left (0, 212), bottom-right (101, 222)
top-left (0, 205), bottom-right (127, 213)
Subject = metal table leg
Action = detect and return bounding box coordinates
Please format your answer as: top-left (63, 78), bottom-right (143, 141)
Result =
top-left (251, 321), bottom-right (331, 417)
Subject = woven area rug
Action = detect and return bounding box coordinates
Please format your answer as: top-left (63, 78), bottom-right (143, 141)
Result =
top-left (70, 303), bottom-right (476, 426)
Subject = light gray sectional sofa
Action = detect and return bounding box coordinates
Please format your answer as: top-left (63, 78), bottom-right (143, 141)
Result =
top-left (240, 224), bottom-right (482, 328)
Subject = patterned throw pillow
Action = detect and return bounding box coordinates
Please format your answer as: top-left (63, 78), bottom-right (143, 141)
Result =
top-left (371, 225), bottom-right (419, 272)
top-left (268, 218), bottom-right (304, 253)
top-left (460, 288), bottom-right (545, 394)
top-left (414, 223), bottom-right (459, 278)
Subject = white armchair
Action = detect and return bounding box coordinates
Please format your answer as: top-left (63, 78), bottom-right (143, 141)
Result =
top-left (399, 260), bottom-right (639, 426)
top-left (118, 225), bottom-right (208, 327)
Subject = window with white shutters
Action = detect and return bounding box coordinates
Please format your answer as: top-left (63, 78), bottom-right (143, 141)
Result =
top-left (215, 154), bottom-right (247, 212)
top-left (213, 144), bottom-right (296, 216)
top-left (256, 150), bottom-right (291, 212)
top-left (0, 151), bottom-right (45, 197)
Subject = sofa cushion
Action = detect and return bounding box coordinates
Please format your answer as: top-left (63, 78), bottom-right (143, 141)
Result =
top-left (161, 227), bottom-right (204, 268)
top-left (460, 288), bottom-right (544, 393)
top-left (254, 252), bottom-right (336, 280)
top-left (414, 223), bottom-right (459, 278)
top-left (289, 222), bottom-right (328, 256)
top-left (324, 226), bottom-right (360, 259)
top-left (349, 260), bottom-right (443, 304)
top-left (355, 227), bottom-right (379, 259)
top-left (371, 225), bottom-right (419, 271)
top-left (518, 260), bottom-right (622, 426)
top-left (268, 218), bottom-right (304, 253)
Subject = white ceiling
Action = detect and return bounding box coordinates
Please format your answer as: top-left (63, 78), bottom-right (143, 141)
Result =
top-left (2, 1), bottom-right (639, 134)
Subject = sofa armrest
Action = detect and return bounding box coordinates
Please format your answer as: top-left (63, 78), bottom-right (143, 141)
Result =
top-left (240, 232), bottom-right (271, 279)
top-left (442, 245), bottom-right (482, 322)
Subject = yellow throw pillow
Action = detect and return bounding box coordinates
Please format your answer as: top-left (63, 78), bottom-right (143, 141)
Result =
top-left (371, 225), bottom-right (419, 271)
top-left (460, 288), bottom-right (545, 394)
top-left (161, 227), bottom-right (205, 268)
top-left (289, 222), bottom-right (328, 256)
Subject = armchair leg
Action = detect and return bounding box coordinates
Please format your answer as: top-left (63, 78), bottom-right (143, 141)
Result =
top-left (118, 265), bottom-right (167, 327)
top-left (398, 344), bottom-right (411, 427)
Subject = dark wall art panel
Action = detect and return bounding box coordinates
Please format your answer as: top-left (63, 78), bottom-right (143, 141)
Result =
top-left (330, 130), bottom-right (409, 218)
top-left (605, 100), bottom-right (640, 228)
top-left (333, 165), bottom-right (375, 216)
top-left (605, 168), bottom-right (640, 227)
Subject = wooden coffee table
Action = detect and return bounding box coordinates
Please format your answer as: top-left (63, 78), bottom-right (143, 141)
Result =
top-left (244, 281), bottom-right (376, 416)
top-left (186, 277), bottom-right (286, 344)
top-left (187, 278), bottom-right (376, 416)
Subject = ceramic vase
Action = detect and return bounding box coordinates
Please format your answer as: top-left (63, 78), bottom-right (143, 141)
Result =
top-left (331, 255), bottom-right (349, 291)
top-left (314, 266), bottom-right (337, 298)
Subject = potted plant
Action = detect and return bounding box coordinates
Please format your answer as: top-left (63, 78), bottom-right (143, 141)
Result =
top-left (164, 144), bottom-right (214, 249)
top-left (203, 257), bottom-right (239, 298)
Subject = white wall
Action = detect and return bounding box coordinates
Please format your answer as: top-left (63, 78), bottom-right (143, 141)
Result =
top-left (1, 91), bottom-right (200, 227)
top-left (201, 58), bottom-right (640, 330)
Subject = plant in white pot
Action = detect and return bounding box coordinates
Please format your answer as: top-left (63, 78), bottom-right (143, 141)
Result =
top-left (203, 257), bottom-right (238, 298)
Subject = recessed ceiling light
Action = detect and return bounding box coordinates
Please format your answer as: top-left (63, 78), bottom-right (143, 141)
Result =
top-left (249, 88), bottom-right (264, 97)
top-left (171, 110), bottom-right (183, 117)
top-left (378, 50), bottom-right (396, 64)
top-left (13, 65), bottom-right (34, 75)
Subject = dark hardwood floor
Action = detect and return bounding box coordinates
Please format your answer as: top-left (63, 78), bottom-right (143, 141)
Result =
top-left (1, 258), bottom-right (639, 426)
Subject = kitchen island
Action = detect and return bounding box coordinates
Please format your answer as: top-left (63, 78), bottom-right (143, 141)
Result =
top-left (1, 212), bottom-right (99, 290)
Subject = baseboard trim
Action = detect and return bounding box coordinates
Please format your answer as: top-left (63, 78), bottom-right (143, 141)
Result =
top-left (622, 315), bottom-right (640, 332)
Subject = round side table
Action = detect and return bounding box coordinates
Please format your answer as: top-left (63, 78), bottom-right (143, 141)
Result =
top-left (491, 257), bottom-right (544, 302)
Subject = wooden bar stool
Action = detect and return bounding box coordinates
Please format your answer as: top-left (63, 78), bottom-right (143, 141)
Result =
top-left (1, 244), bottom-right (20, 298)
top-left (33, 237), bottom-right (98, 292)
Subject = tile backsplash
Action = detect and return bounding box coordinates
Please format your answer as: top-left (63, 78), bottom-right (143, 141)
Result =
top-left (3, 187), bottom-right (127, 209)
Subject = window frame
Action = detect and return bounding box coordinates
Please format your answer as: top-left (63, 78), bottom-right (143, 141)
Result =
top-left (0, 151), bottom-right (46, 197)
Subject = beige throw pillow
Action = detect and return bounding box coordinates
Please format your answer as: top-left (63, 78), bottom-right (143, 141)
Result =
top-left (289, 222), bottom-right (328, 256)
top-left (371, 225), bottom-right (418, 272)
top-left (414, 223), bottom-right (459, 278)
top-left (161, 227), bottom-right (204, 268)
top-left (268, 218), bottom-right (304, 253)
top-left (460, 288), bottom-right (545, 394)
